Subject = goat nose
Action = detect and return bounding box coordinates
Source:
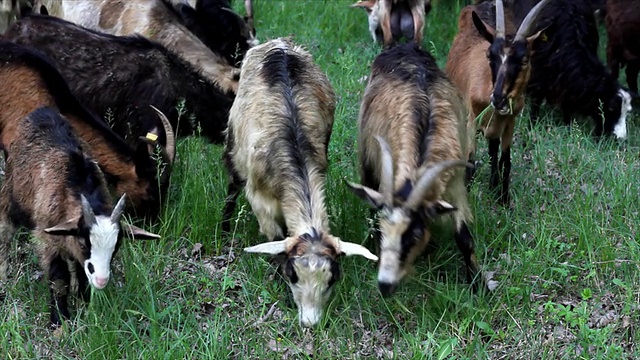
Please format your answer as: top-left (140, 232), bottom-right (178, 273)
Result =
top-left (378, 282), bottom-right (398, 297)
top-left (94, 277), bottom-right (108, 289)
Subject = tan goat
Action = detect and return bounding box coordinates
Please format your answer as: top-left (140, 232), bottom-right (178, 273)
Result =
top-left (223, 38), bottom-right (378, 328)
top-left (348, 43), bottom-right (486, 296)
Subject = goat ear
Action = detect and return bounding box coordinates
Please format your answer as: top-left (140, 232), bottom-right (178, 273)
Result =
top-left (426, 200), bottom-right (457, 217)
top-left (244, 238), bottom-right (295, 255)
top-left (44, 219), bottom-right (80, 236)
top-left (336, 238), bottom-right (378, 261)
top-left (525, 26), bottom-right (549, 47)
top-left (346, 182), bottom-right (386, 209)
top-left (122, 224), bottom-right (161, 240)
top-left (472, 11), bottom-right (495, 43)
top-left (351, 0), bottom-right (376, 14)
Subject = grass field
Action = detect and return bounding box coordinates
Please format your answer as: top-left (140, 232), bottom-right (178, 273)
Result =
top-left (2, 0), bottom-right (640, 358)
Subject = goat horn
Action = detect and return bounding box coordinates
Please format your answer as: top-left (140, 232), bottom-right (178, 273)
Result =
top-left (374, 135), bottom-right (394, 205)
top-left (514, 0), bottom-right (551, 42)
top-left (80, 194), bottom-right (96, 225)
top-left (245, 0), bottom-right (253, 19)
top-left (404, 160), bottom-right (471, 211)
top-left (149, 105), bottom-right (176, 166)
top-left (110, 193), bottom-right (127, 223)
top-left (495, 0), bottom-right (505, 39)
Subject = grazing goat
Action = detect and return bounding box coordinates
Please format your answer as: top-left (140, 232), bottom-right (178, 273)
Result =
top-left (519, 0), bottom-right (632, 138)
top-left (446, 0), bottom-right (549, 204)
top-left (5, 14), bottom-right (234, 145)
top-left (31, 0), bottom-right (249, 94)
top-left (223, 38), bottom-right (378, 328)
top-left (348, 43), bottom-right (482, 296)
top-left (605, 0), bottom-right (640, 96)
top-left (0, 107), bottom-right (160, 327)
top-left (0, 41), bottom-right (175, 219)
top-left (166, 0), bottom-right (257, 67)
top-left (351, 0), bottom-right (430, 45)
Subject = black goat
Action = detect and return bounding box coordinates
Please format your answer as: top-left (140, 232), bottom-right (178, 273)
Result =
top-left (4, 14), bottom-right (235, 146)
top-left (523, 0), bottom-right (632, 139)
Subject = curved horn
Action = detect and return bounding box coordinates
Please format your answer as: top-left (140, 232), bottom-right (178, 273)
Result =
top-left (404, 160), bottom-right (471, 211)
top-left (80, 194), bottom-right (96, 225)
top-left (110, 193), bottom-right (127, 223)
top-left (149, 105), bottom-right (176, 165)
top-left (495, 0), bottom-right (505, 39)
top-left (514, 0), bottom-right (551, 42)
top-left (245, 0), bottom-right (253, 20)
top-left (375, 136), bottom-right (394, 205)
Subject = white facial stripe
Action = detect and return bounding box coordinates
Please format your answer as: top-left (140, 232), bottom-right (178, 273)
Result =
top-left (85, 216), bottom-right (120, 289)
top-left (378, 209), bottom-right (410, 285)
top-left (290, 256), bottom-right (333, 327)
top-left (614, 89), bottom-right (631, 140)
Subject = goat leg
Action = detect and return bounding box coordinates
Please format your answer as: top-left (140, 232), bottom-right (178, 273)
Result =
top-left (487, 138), bottom-right (500, 191)
top-left (626, 62), bottom-right (639, 95)
top-left (48, 255), bottom-right (71, 327)
top-left (75, 261), bottom-right (91, 302)
top-left (411, 3), bottom-right (424, 45)
top-left (380, 1), bottom-right (393, 45)
top-left (454, 222), bottom-right (479, 292)
top-left (222, 178), bottom-right (242, 234)
top-left (498, 121), bottom-right (514, 205)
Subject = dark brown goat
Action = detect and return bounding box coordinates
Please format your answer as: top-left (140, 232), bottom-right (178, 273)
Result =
top-left (606, 0), bottom-right (640, 96)
top-left (0, 41), bottom-right (175, 219)
top-left (0, 107), bottom-right (160, 328)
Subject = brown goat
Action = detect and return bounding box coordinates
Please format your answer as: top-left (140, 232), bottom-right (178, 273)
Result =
top-left (445, 0), bottom-right (549, 204)
top-left (348, 43), bottom-right (491, 296)
top-left (0, 107), bottom-right (160, 328)
top-left (605, 0), bottom-right (640, 95)
top-left (352, 0), bottom-right (429, 45)
top-left (223, 38), bottom-right (378, 328)
top-left (0, 41), bottom-right (175, 219)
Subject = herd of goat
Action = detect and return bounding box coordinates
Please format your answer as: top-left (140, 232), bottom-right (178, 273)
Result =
top-left (0, 0), bottom-right (636, 330)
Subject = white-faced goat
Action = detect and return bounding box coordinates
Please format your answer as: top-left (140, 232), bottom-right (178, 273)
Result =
top-left (0, 107), bottom-right (160, 328)
top-left (347, 43), bottom-right (483, 296)
top-left (445, 0), bottom-right (550, 204)
top-left (0, 40), bottom-right (175, 220)
top-left (223, 38), bottom-right (378, 328)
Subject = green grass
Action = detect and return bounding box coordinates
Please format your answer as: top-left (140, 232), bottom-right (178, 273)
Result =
top-left (2, 0), bottom-right (640, 358)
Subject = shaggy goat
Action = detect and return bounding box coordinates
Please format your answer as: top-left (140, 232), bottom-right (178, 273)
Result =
top-left (30, 0), bottom-right (248, 94)
top-left (445, 0), bottom-right (549, 204)
top-left (223, 38), bottom-right (378, 328)
top-left (165, 0), bottom-right (257, 67)
top-left (0, 41), bottom-right (175, 219)
top-left (605, 0), bottom-right (640, 96)
top-left (0, 107), bottom-right (160, 327)
top-left (521, 0), bottom-right (632, 138)
top-left (5, 14), bottom-right (234, 145)
top-left (348, 43), bottom-right (482, 296)
top-left (351, 0), bottom-right (430, 45)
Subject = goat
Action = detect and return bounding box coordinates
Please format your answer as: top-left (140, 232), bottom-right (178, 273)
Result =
top-left (5, 14), bottom-right (234, 146)
top-left (517, 0), bottom-right (632, 138)
top-left (0, 107), bottom-right (160, 328)
top-left (351, 0), bottom-right (430, 46)
top-left (165, 0), bottom-right (257, 67)
top-left (30, 0), bottom-right (248, 94)
top-left (605, 0), bottom-right (640, 96)
top-left (347, 43), bottom-right (484, 296)
top-left (0, 41), bottom-right (175, 219)
top-left (223, 38), bottom-right (378, 328)
top-left (445, 0), bottom-right (549, 204)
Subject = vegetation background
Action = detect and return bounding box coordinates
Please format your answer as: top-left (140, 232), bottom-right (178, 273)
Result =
top-left (1, 0), bottom-right (639, 358)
